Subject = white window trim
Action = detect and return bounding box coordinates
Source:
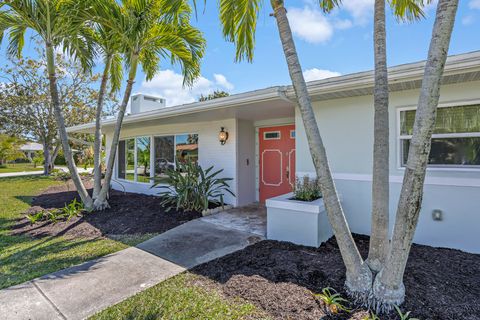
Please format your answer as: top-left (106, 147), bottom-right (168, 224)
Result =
top-left (117, 136), bottom-right (153, 185)
top-left (263, 131), bottom-right (281, 140)
top-left (396, 99), bottom-right (480, 171)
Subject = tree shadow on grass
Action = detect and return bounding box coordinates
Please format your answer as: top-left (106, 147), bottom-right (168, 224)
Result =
top-left (0, 233), bottom-right (113, 289)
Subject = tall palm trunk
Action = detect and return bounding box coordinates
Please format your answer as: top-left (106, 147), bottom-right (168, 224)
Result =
top-left (94, 53), bottom-right (138, 210)
top-left (372, 0), bottom-right (459, 310)
top-left (92, 54), bottom-right (113, 199)
top-left (46, 43), bottom-right (93, 209)
top-left (270, 1), bottom-right (372, 296)
top-left (367, 0), bottom-right (390, 273)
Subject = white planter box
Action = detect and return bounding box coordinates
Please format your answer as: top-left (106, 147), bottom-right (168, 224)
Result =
top-left (266, 192), bottom-right (333, 247)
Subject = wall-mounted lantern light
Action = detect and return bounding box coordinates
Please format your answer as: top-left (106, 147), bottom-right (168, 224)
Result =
top-left (219, 127), bottom-right (229, 145)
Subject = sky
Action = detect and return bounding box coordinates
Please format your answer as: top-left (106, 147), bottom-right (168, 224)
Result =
top-left (1, 0), bottom-right (479, 107)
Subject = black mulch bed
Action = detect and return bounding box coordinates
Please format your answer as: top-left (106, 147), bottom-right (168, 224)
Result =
top-left (11, 180), bottom-right (201, 239)
top-left (191, 235), bottom-right (480, 320)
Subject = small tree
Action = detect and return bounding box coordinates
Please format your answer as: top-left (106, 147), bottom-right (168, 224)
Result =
top-left (0, 48), bottom-right (115, 175)
top-left (0, 134), bottom-right (24, 165)
top-left (198, 90), bottom-right (230, 101)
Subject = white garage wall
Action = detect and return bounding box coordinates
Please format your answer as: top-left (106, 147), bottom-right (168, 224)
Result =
top-left (104, 118), bottom-right (238, 206)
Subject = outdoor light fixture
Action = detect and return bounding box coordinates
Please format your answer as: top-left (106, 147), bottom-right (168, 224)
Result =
top-left (219, 127), bottom-right (229, 145)
top-left (432, 209), bottom-right (443, 221)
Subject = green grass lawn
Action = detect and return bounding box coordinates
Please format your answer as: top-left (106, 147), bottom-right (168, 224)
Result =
top-left (0, 163), bottom-right (43, 173)
top-left (0, 176), bottom-right (128, 289)
top-left (90, 273), bottom-right (267, 320)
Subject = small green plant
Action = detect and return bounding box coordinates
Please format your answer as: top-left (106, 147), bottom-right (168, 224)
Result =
top-left (153, 160), bottom-right (235, 213)
top-left (62, 198), bottom-right (84, 220)
top-left (292, 175), bottom-right (321, 202)
top-left (394, 305), bottom-right (419, 320)
top-left (25, 199), bottom-right (84, 225)
top-left (25, 211), bottom-right (45, 224)
top-left (314, 287), bottom-right (350, 315)
top-left (362, 311), bottom-right (381, 320)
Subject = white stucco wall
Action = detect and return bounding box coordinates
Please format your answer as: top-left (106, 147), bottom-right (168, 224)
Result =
top-left (104, 118), bottom-right (239, 206)
top-left (295, 80), bottom-right (480, 253)
top-left (236, 119), bottom-right (256, 206)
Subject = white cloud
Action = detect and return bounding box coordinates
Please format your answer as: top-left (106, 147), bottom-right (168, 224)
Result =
top-left (140, 70), bottom-right (234, 106)
top-left (342, 0), bottom-right (374, 25)
top-left (470, 0), bottom-right (480, 9)
top-left (288, 7), bottom-right (334, 44)
top-left (213, 73), bottom-right (234, 90)
top-left (303, 68), bottom-right (341, 82)
top-left (462, 15), bottom-right (475, 26)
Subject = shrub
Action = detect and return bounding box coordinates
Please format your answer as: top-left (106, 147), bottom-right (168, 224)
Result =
top-left (153, 160), bottom-right (235, 213)
top-left (292, 175), bottom-right (321, 202)
top-left (314, 287), bottom-right (350, 315)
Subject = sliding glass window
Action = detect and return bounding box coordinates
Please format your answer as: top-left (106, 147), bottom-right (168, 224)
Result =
top-left (118, 134), bottom-right (198, 183)
top-left (126, 139), bottom-right (135, 181)
top-left (136, 137), bottom-right (151, 183)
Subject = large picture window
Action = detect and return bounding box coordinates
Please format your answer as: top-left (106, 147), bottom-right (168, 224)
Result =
top-left (399, 104), bottom-right (480, 168)
top-left (118, 133), bottom-right (198, 183)
top-left (154, 134), bottom-right (199, 183)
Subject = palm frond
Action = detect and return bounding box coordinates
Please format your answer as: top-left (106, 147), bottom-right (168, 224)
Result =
top-left (389, 0), bottom-right (431, 22)
top-left (219, 0), bottom-right (260, 62)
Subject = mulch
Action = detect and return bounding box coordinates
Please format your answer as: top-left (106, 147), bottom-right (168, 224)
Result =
top-left (10, 180), bottom-right (201, 239)
top-left (191, 235), bottom-right (480, 320)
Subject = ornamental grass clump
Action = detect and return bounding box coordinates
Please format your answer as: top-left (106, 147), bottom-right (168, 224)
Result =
top-left (292, 175), bottom-right (322, 202)
top-left (153, 160), bottom-right (235, 213)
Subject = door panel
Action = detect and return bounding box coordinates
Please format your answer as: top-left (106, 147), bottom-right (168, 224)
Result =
top-left (259, 125), bottom-right (295, 202)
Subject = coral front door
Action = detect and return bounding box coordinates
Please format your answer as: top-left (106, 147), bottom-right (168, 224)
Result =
top-left (259, 125), bottom-right (295, 202)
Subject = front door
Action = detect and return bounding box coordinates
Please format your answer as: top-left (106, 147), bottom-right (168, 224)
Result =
top-left (259, 124), bottom-right (295, 202)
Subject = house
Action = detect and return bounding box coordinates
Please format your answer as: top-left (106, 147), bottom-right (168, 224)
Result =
top-left (20, 142), bottom-right (43, 160)
top-left (67, 51), bottom-right (480, 254)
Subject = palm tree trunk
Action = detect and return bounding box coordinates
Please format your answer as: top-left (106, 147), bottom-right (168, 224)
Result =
top-left (93, 55), bottom-right (112, 199)
top-left (372, 0), bottom-right (459, 311)
top-left (367, 0), bottom-right (390, 273)
top-left (271, 1), bottom-right (372, 297)
top-left (46, 43), bottom-right (93, 209)
top-left (94, 54), bottom-right (139, 210)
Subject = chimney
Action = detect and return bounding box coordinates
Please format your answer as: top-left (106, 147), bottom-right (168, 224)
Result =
top-left (130, 94), bottom-right (166, 114)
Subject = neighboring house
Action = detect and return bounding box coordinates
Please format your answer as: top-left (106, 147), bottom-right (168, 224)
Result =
top-left (67, 52), bottom-right (480, 254)
top-left (20, 142), bottom-right (43, 160)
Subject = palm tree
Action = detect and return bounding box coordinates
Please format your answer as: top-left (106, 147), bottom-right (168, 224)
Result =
top-left (373, 0), bottom-right (459, 311)
top-left (91, 23), bottom-right (123, 200)
top-left (92, 0), bottom-right (206, 210)
top-left (0, 0), bottom-right (96, 209)
top-left (367, 0), bottom-right (429, 273)
top-left (206, 0), bottom-right (459, 311)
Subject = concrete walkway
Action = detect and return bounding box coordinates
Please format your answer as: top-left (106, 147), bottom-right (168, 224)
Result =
top-left (0, 212), bottom-right (265, 320)
top-left (0, 166), bottom-right (92, 179)
top-left (0, 170), bottom-right (44, 178)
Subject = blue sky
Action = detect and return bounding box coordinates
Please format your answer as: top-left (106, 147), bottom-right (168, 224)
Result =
top-left (138, 0), bottom-right (480, 106)
top-left (2, 0), bottom-right (479, 107)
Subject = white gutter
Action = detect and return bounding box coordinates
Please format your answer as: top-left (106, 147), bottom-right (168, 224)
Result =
top-left (68, 51), bottom-right (480, 133)
top-left (289, 50), bottom-right (480, 98)
top-left (67, 86), bottom-right (286, 133)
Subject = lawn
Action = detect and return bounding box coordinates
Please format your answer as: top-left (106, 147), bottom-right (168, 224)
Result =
top-left (0, 176), bottom-right (128, 289)
top-left (0, 163), bottom-right (43, 173)
top-left (90, 273), bottom-right (267, 320)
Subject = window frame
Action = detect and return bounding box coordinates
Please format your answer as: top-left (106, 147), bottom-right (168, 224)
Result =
top-left (396, 99), bottom-right (480, 171)
top-left (263, 131), bottom-right (281, 140)
top-left (116, 132), bottom-right (199, 185)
